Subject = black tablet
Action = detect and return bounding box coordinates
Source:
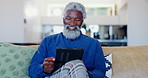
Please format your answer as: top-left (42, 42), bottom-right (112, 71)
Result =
top-left (55, 47), bottom-right (84, 70)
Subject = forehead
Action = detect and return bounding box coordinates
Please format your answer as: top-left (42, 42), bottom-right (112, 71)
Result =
top-left (64, 9), bottom-right (83, 18)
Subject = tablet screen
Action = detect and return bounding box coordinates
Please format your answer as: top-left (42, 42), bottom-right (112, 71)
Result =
top-left (55, 47), bottom-right (84, 70)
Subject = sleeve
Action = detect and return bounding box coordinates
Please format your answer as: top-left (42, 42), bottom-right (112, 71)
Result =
top-left (88, 41), bottom-right (106, 78)
top-left (28, 38), bottom-right (52, 78)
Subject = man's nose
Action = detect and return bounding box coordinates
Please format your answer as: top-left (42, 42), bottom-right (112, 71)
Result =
top-left (69, 20), bottom-right (77, 26)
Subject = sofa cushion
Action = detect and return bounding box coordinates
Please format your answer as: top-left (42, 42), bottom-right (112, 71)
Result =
top-left (102, 46), bottom-right (148, 78)
top-left (105, 53), bottom-right (112, 78)
top-left (0, 43), bottom-right (36, 78)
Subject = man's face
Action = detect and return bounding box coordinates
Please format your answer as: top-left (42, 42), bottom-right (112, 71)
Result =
top-left (63, 9), bottom-right (83, 30)
top-left (63, 9), bottom-right (84, 39)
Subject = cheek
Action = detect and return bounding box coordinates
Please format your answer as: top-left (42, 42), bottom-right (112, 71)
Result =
top-left (63, 20), bottom-right (69, 25)
top-left (64, 20), bottom-right (69, 24)
top-left (78, 21), bottom-right (83, 26)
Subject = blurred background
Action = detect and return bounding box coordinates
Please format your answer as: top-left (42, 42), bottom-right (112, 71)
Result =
top-left (0, 0), bottom-right (148, 46)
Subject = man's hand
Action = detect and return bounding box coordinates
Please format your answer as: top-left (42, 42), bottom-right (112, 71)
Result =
top-left (43, 57), bottom-right (55, 74)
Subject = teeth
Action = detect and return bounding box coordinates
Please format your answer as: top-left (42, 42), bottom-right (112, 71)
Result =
top-left (69, 27), bottom-right (75, 29)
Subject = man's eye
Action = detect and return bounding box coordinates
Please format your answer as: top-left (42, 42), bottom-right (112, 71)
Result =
top-left (76, 19), bottom-right (80, 21)
top-left (66, 18), bottom-right (71, 20)
top-left (75, 19), bottom-right (81, 21)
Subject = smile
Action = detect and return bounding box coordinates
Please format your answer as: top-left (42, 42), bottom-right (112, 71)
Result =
top-left (67, 26), bottom-right (77, 30)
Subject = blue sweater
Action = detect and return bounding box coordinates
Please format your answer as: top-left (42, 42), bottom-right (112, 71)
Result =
top-left (28, 32), bottom-right (106, 78)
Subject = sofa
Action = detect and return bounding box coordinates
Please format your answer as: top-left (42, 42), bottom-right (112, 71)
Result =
top-left (0, 43), bottom-right (148, 78)
top-left (103, 46), bottom-right (148, 78)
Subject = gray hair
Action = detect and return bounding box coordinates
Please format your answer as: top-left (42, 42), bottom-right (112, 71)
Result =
top-left (63, 2), bottom-right (86, 19)
top-left (63, 24), bottom-right (80, 39)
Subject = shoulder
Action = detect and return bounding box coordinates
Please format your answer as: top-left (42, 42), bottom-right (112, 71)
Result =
top-left (45, 33), bottom-right (61, 39)
top-left (81, 34), bottom-right (99, 43)
top-left (81, 34), bottom-right (102, 47)
top-left (42, 33), bottom-right (62, 43)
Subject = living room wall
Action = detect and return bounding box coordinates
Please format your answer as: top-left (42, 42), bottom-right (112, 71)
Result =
top-left (0, 0), bottom-right (24, 43)
top-left (23, 0), bottom-right (42, 43)
top-left (0, 0), bottom-right (42, 43)
top-left (128, 0), bottom-right (148, 46)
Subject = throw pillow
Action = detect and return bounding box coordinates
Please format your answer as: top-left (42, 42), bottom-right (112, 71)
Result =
top-left (104, 53), bottom-right (112, 78)
top-left (0, 43), bottom-right (37, 78)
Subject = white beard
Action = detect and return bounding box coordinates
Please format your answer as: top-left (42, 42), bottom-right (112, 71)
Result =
top-left (63, 24), bottom-right (81, 39)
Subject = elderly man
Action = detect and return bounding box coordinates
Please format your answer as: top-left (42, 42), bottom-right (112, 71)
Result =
top-left (28, 2), bottom-right (106, 78)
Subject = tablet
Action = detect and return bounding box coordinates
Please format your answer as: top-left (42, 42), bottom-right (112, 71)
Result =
top-left (55, 47), bottom-right (84, 70)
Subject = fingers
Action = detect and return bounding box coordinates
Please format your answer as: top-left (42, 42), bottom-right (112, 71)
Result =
top-left (44, 57), bottom-right (55, 66)
top-left (44, 66), bottom-right (54, 73)
top-left (43, 61), bottom-right (54, 67)
top-left (43, 57), bottom-right (55, 73)
top-left (44, 57), bottom-right (55, 62)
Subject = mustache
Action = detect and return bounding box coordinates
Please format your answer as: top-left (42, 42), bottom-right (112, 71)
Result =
top-left (63, 24), bottom-right (81, 39)
top-left (64, 24), bottom-right (80, 30)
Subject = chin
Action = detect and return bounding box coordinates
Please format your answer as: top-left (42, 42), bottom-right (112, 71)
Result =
top-left (63, 28), bottom-right (80, 39)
